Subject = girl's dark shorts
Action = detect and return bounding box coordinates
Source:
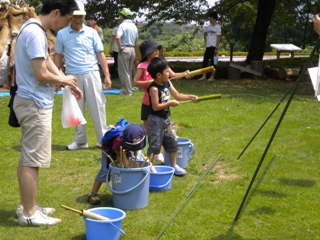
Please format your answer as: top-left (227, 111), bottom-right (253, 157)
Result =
top-left (141, 103), bottom-right (149, 121)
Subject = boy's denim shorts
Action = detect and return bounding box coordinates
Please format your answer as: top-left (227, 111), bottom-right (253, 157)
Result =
top-left (147, 115), bottom-right (177, 155)
top-left (95, 152), bottom-right (110, 182)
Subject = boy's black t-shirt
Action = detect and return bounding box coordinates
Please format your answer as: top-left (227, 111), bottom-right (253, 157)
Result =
top-left (148, 81), bottom-right (171, 119)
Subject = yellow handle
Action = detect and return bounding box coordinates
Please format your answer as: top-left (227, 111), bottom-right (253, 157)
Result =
top-left (61, 204), bottom-right (82, 215)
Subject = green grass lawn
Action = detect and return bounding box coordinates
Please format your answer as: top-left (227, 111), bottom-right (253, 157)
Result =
top-left (0, 76), bottom-right (319, 240)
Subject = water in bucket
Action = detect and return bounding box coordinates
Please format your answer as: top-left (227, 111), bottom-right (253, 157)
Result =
top-left (84, 207), bottom-right (126, 240)
top-left (106, 162), bottom-right (152, 210)
top-left (164, 137), bottom-right (195, 168)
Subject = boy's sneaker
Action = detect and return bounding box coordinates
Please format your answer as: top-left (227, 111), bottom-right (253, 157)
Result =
top-left (87, 193), bottom-right (101, 205)
top-left (66, 142), bottom-right (88, 150)
top-left (15, 204), bottom-right (55, 218)
top-left (154, 153), bottom-right (164, 163)
top-left (174, 165), bottom-right (186, 176)
top-left (18, 210), bottom-right (61, 227)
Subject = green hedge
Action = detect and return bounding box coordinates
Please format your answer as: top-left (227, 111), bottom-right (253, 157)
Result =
top-left (103, 42), bottom-right (311, 58)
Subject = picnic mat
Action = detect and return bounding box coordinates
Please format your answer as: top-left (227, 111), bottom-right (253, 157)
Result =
top-left (0, 88), bottom-right (121, 97)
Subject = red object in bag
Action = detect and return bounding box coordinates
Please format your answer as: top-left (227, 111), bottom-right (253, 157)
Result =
top-left (68, 114), bottom-right (82, 126)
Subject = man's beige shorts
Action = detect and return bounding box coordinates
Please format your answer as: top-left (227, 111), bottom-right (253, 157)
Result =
top-left (14, 96), bottom-right (52, 168)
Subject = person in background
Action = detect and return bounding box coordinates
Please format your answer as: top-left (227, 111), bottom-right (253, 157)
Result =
top-left (147, 57), bottom-right (198, 176)
top-left (86, 14), bottom-right (104, 42)
top-left (87, 123), bottom-right (146, 205)
top-left (86, 14), bottom-right (105, 84)
top-left (109, 17), bottom-right (122, 78)
top-left (116, 8), bottom-right (138, 95)
top-left (133, 39), bottom-right (190, 162)
top-left (198, 11), bottom-right (221, 82)
top-left (14, 0), bottom-right (82, 226)
top-left (54, 0), bottom-right (111, 150)
top-left (313, 14), bottom-right (320, 35)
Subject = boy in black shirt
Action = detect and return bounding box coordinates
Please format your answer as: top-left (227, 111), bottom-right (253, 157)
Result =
top-left (147, 57), bottom-right (198, 175)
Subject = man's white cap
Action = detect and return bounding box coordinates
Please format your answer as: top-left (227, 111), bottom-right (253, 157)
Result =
top-left (73, 0), bottom-right (86, 16)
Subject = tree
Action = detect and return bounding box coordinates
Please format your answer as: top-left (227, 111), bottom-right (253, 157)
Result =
top-left (149, 24), bottom-right (160, 38)
top-left (25, 0), bottom-right (320, 63)
top-left (25, 0), bottom-right (42, 14)
top-left (246, 0), bottom-right (276, 63)
top-left (84, 0), bottom-right (209, 29)
top-left (216, 0), bottom-right (320, 62)
top-left (166, 32), bottom-right (195, 52)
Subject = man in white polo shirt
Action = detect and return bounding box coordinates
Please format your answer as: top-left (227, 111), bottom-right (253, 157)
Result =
top-left (54, 0), bottom-right (111, 150)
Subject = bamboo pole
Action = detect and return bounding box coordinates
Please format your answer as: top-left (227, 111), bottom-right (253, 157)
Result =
top-left (122, 149), bottom-right (129, 168)
top-left (169, 66), bottom-right (215, 81)
top-left (179, 94), bottom-right (221, 104)
top-left (61, 204), bottom-right (112, 220)
top-left (102, 150), bottom-right (117, 167)
top-left (233, 39), bottom-right (320, 223)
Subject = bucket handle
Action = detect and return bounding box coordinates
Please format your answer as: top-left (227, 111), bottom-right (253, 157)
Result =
top-left (106, 169), bottom-right (150, 195)
top-left (109, 222), bottom-right (126, 235)
top-left (189, 143), bottom-right (195, 155)
top-left (149, 172), bottom-right (174, 189)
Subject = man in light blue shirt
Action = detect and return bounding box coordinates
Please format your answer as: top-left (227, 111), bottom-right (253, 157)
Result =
top-left (13, 0), bottom-right (82, 227)
top-left (116, 8), bottom-right (138, 95)
top-left (54, 1), bottom-right (111, 150)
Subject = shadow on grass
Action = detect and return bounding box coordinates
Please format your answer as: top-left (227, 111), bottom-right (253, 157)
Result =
top-left (233, 156), bottom-right (276, 221)
top-left (71, 234), bottom-right (86, 240)
top-left (249, 206), bottom-right (276, 215)
top-left (211, 223), bottom-right (246, 240)
top-left (0, 210), bottom-right (18, 227)
top-left (75, 193), bottom-right (113, 207)
top-left (211, 234), bottom-right (244, 240)
top-left (11, 145), bottom-right (20, 152)
top-left (255, 189), bottom-right (289, 198)
top-left (278, 178), bottom-right (316, 188)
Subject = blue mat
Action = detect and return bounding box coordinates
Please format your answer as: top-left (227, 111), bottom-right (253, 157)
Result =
top-left (0, 92), bottom-right (10, 97)
top-left (0, 89), bottom-right (120, 97)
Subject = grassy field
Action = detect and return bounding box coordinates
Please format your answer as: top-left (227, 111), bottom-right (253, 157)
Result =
top-left (0, 74), bottom-right (319, 239)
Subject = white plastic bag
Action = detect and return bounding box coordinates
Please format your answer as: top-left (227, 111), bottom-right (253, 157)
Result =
top-left (61, 86), bottom-right (86, 128)
top-left (214, 54), bottom-right (219, 66)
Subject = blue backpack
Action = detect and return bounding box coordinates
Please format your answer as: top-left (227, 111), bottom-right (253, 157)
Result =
top-left (101, 119), bottom-right (129, 146)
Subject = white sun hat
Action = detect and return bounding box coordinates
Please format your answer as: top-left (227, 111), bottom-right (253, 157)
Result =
top-left (73, 0), bottom-right (86, 16)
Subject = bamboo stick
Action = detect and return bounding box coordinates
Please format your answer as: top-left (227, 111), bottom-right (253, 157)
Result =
top-left (122, 149), bottom-right (129, 168)
top-left (133, 151), bottom-right (139, 168)
top-left (179, 94), bottom-right (221, 104)
top-left (169, 66), bottom-right (215, 81)
top-left (61, 204), bottom-right (112, 220)
top-left (102, 150), bottom-right (117, 167)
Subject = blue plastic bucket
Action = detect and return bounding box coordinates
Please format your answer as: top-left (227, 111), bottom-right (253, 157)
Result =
top-left (149, 166), bottom-right (174, 191)
top-left (84, 207), bottom-right (126, 240)
top-left (106, 162), bottom-right (151, 210)
top-left (164, 137), bottom-right (195, 168)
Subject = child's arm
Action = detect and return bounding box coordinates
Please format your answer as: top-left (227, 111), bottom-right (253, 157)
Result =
top-left (169, 81), bottom-right (198, 101)
top-left (133, 68), bottom-right (154, 87)
top-left (168, 68), bottom-right (191, 80)
top-left (149, 86), bottom-right (179, 111)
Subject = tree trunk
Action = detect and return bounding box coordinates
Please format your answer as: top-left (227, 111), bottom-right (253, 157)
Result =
top-left (246, 0), bottom-right (277, 64)
top-left (278, 67), bottom-right (300, 80)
